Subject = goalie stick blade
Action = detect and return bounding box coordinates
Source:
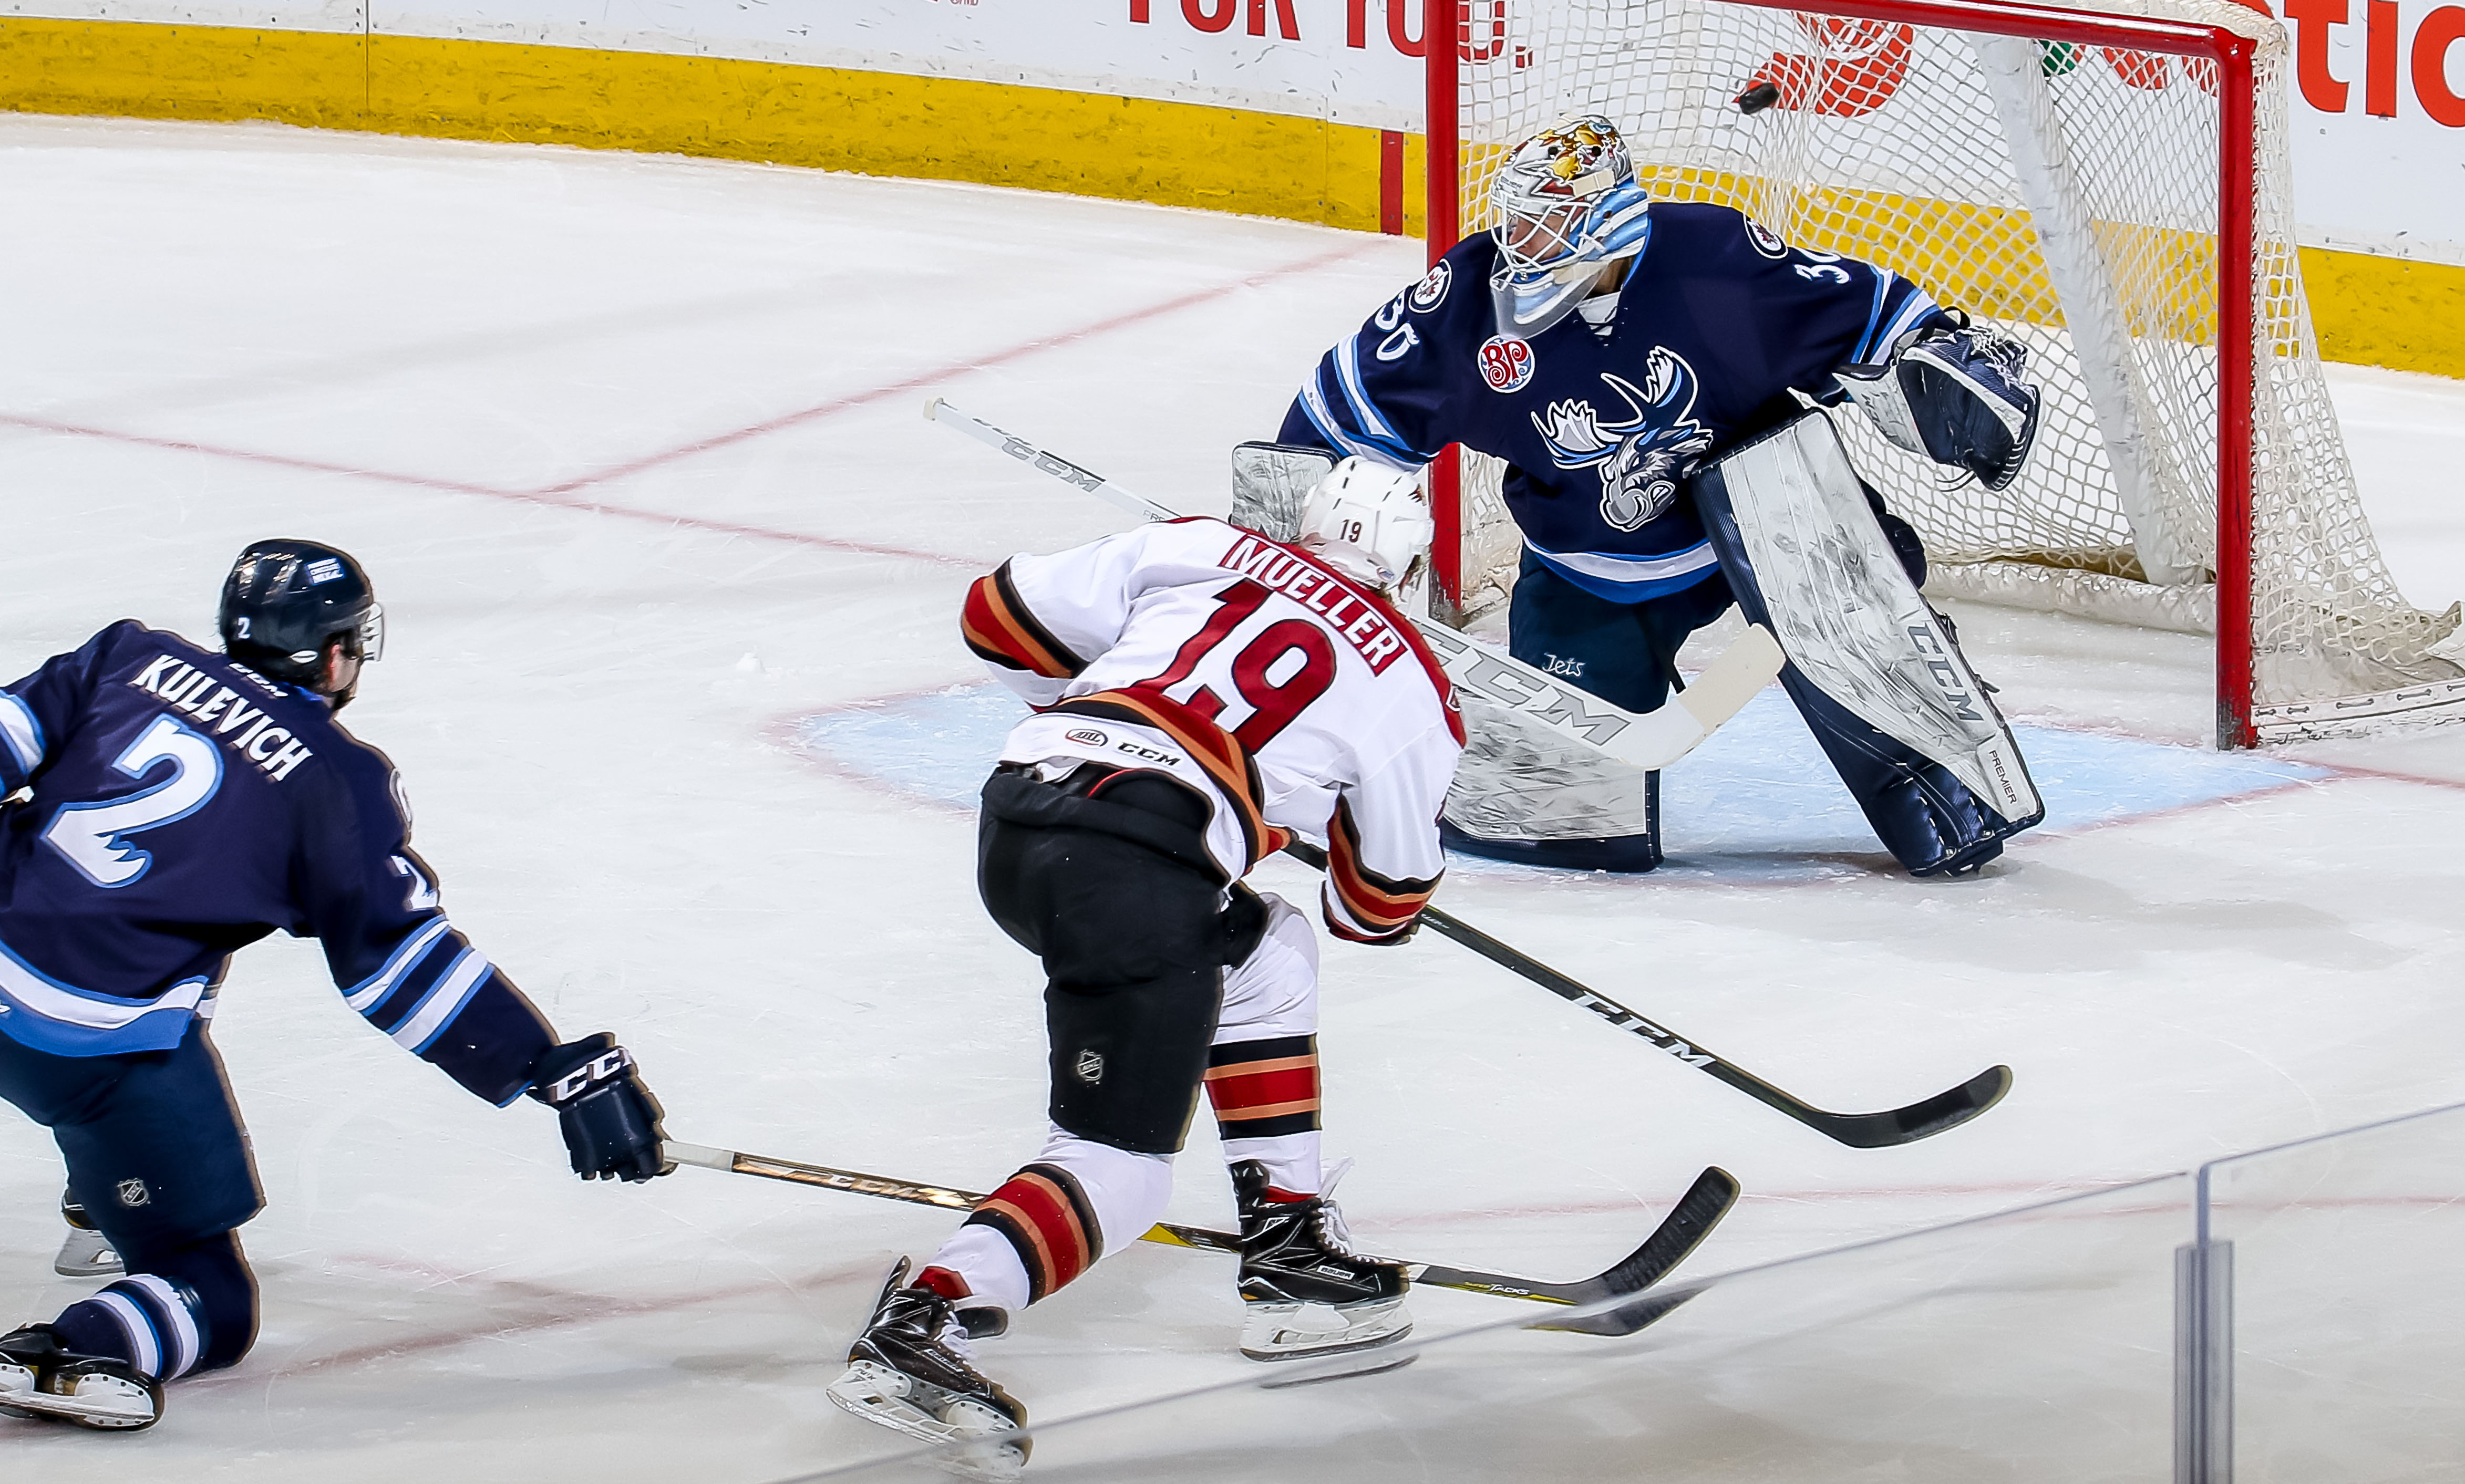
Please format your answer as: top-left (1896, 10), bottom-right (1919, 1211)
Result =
top-left (1798, 1063), bottom-right (2015, 1149)
top-left (1414, 1166), bottom-right (1739, 1313)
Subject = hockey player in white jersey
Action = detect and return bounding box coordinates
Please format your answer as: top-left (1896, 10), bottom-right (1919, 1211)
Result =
top-left (826, 461), bottom-right (1461, 1471)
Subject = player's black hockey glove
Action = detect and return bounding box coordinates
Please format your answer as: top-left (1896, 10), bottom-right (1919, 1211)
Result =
top-left (529, 1033), bottom-right (669, 1182)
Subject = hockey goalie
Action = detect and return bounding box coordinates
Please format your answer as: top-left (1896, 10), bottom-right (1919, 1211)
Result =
top-left (1275, 112), bottom-right (2047, 874)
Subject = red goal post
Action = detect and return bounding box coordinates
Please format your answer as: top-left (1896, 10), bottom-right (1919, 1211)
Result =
top-left (1424, 0), bottom-right (2464, 749)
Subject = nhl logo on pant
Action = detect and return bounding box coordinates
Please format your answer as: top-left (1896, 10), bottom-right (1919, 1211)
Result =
top-left (1074, 1049), bottom-right (1105, 1085)
top-left (117, 1178), bottom-right (151, 1209)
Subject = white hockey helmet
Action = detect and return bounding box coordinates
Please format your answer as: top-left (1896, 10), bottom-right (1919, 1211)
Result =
top-left (1487, 113), bottom-right (1653, 336)
top-left (1297, 458), bottom-right (1435, 593)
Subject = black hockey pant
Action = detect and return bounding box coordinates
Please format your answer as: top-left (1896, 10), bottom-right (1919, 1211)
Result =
top-left (977, 764), bottom-right (1267, 1156)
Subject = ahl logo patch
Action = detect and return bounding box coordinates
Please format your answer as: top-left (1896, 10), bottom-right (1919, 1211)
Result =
top-left (1408, 260), bottom-right (1452, 312)
top-left (1065, 728), bottom-right (1108, 747)
top-left (1478, 335), bottom-right (1535, 393)
top-left (117, 1178), bottom-right (151, 1209)
top-left (1075, 1050), bottom-right (1105, 1085)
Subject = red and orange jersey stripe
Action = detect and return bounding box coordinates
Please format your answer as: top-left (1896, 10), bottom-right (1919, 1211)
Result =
top-left (961, 562), bottom-right (1086, 680)
top-left (1050, 689), bottom-right (1292, 870)
top-left (963, 1162), bottom-right (1105, 1306)
top-left (1326, 795), bottom-right (1441, 941)
top-left (1204, 1035), bottom-right (1321, 1140)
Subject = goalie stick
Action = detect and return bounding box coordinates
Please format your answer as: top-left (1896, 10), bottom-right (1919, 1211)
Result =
top-left (924, 397), bottom-right (1784, 773)
top-left (662, 1140), bottom-right (1737, 1324)
top-left (1281, 840), bottom-right (2013, 1149)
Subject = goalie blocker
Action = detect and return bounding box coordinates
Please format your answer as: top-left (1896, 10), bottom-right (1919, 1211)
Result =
top-left (1694, 411), bottom-right (2043, 875)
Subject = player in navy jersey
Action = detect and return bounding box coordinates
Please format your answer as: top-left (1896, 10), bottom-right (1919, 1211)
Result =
top-left (1277, 115), bottom-right (2042, 875)
top-left (0, 541), bottom-right (668, 1431)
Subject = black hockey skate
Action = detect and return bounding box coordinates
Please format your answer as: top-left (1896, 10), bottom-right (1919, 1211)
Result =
top-left (1231, 1160), bottom-right (1414, 1362)
top-left (0, 1323), bottom-right (161, 1431)
top-left (826, 1260), bottom-right (1026, 1481)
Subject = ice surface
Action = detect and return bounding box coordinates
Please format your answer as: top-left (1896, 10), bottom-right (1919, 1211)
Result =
top-left (2, 113), bottom-right (2464, 1481)
top-left (792, 682), bottom-right (2332, 882)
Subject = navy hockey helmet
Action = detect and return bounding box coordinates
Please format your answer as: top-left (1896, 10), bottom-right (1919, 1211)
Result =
top-left (218, 539), bottom-right (385, 691)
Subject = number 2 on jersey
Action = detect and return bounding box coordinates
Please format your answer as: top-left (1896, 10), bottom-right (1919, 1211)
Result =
top-left (43, 714), bottom-right (225, 888)
top-left (1142, 579), bottom-right (1338, 750)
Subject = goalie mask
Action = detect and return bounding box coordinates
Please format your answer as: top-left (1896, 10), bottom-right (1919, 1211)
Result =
top-left (1297, 458), bottom-right (1435, 594)
top-left (1488, 114), bottom-right (1654, 337)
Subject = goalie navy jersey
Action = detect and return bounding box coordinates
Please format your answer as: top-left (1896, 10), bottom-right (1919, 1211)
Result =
top-left (1278, 203), bottom-right (1950, 603)
top-left (0, 621), bottom-right (553, 1102)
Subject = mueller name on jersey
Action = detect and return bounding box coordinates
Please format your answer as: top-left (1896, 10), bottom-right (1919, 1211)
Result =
top-left (127, 655), bottom-right (316, 781)
top-left (1219, 534), bottom-right (1406, 674)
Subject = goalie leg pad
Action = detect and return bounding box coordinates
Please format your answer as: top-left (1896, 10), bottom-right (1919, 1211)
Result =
top-left (1690, 412), bottom-right (2044, 876)
top-left (1438, 555), bottom-right (1729, 873)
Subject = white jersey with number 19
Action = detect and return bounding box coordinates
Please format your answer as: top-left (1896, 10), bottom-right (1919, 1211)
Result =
top-left (961, 516), bottom-right (1464, 943)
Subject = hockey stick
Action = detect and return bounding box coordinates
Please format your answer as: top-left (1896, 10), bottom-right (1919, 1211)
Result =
top-left (1283, 840), bottom-right (2012, 1149)
top-left (663, 1140), bottom-right (1737, 1318)
top-left (924, 398), bottom-right (1785, 772)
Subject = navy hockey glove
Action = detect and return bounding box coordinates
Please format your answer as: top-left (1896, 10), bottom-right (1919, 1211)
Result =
top-left (529, 1033), bottom-right (669, 1182)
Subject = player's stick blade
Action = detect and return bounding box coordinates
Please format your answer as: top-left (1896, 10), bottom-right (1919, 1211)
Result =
top-left (1814, 1064), bottom-right (2014, 1149)
top-left (1528, 1167), bottom-right (1738, 1334)
top-left (1586, 1166), bottom-right (1739, 1296)
top-left (1540, 1282), bottom-right (1709, 1340)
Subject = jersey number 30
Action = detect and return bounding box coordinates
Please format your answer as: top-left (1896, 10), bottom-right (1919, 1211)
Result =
top-left (44, 714), bottom-right (225, 888)
top-left (1143, 579), bottom-right (1337, 750)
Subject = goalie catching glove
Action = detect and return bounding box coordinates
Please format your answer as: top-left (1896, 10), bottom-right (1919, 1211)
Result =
top-left (1838, 323), bottom-right (2040, 490)
top-left (529, 1033), bottom-right (671, 1182)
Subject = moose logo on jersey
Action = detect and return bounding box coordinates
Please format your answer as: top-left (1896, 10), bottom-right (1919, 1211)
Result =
top-left (1530, 347), bottom-right (1718, 531)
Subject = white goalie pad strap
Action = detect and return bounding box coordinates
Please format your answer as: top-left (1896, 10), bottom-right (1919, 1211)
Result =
top-left (1715, 416), bottom-right (2041, 822)
top-left (1443, 695), bottom-right (1651, 841)
top-left (1230, 442), bottom-right (1337, 542)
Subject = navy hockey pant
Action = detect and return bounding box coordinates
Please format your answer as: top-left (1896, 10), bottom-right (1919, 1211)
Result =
top-left (0, 1019), bottom-right (262, 1373)
top-left (1505, 552), bottom-right (1741, 717)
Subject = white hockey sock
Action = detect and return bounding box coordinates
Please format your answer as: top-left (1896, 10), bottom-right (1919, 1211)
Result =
top-left (924, 1126), bottom-right (1173, 1314)
top-left (1221, 1130), bottom-right (1322, 1196)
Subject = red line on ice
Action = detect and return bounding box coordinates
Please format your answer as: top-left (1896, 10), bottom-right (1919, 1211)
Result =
top-left (0, 411), bottom-right (962, 567)
top-left (0, 240), bottom-right (1377, 568)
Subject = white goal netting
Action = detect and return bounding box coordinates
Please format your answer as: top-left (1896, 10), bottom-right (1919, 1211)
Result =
top-left (1439, 0), bottom-right (2465, 740)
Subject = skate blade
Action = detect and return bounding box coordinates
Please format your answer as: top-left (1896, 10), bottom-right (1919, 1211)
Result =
top-left (0, 1370), bottom-right (36, 1422)
top-left (1, 1373), bottom-right (159, 1431)
top-left (1239, 1298), bottom-right (1414, 1363)
top-left (827, 1362), bottom-right (1027, 1482)
top-left (53, 1236), bottom-right (125, 1279)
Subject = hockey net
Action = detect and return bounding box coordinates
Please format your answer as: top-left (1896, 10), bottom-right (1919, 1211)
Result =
top-left (1428, 0), bottom-right (2465, 745)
